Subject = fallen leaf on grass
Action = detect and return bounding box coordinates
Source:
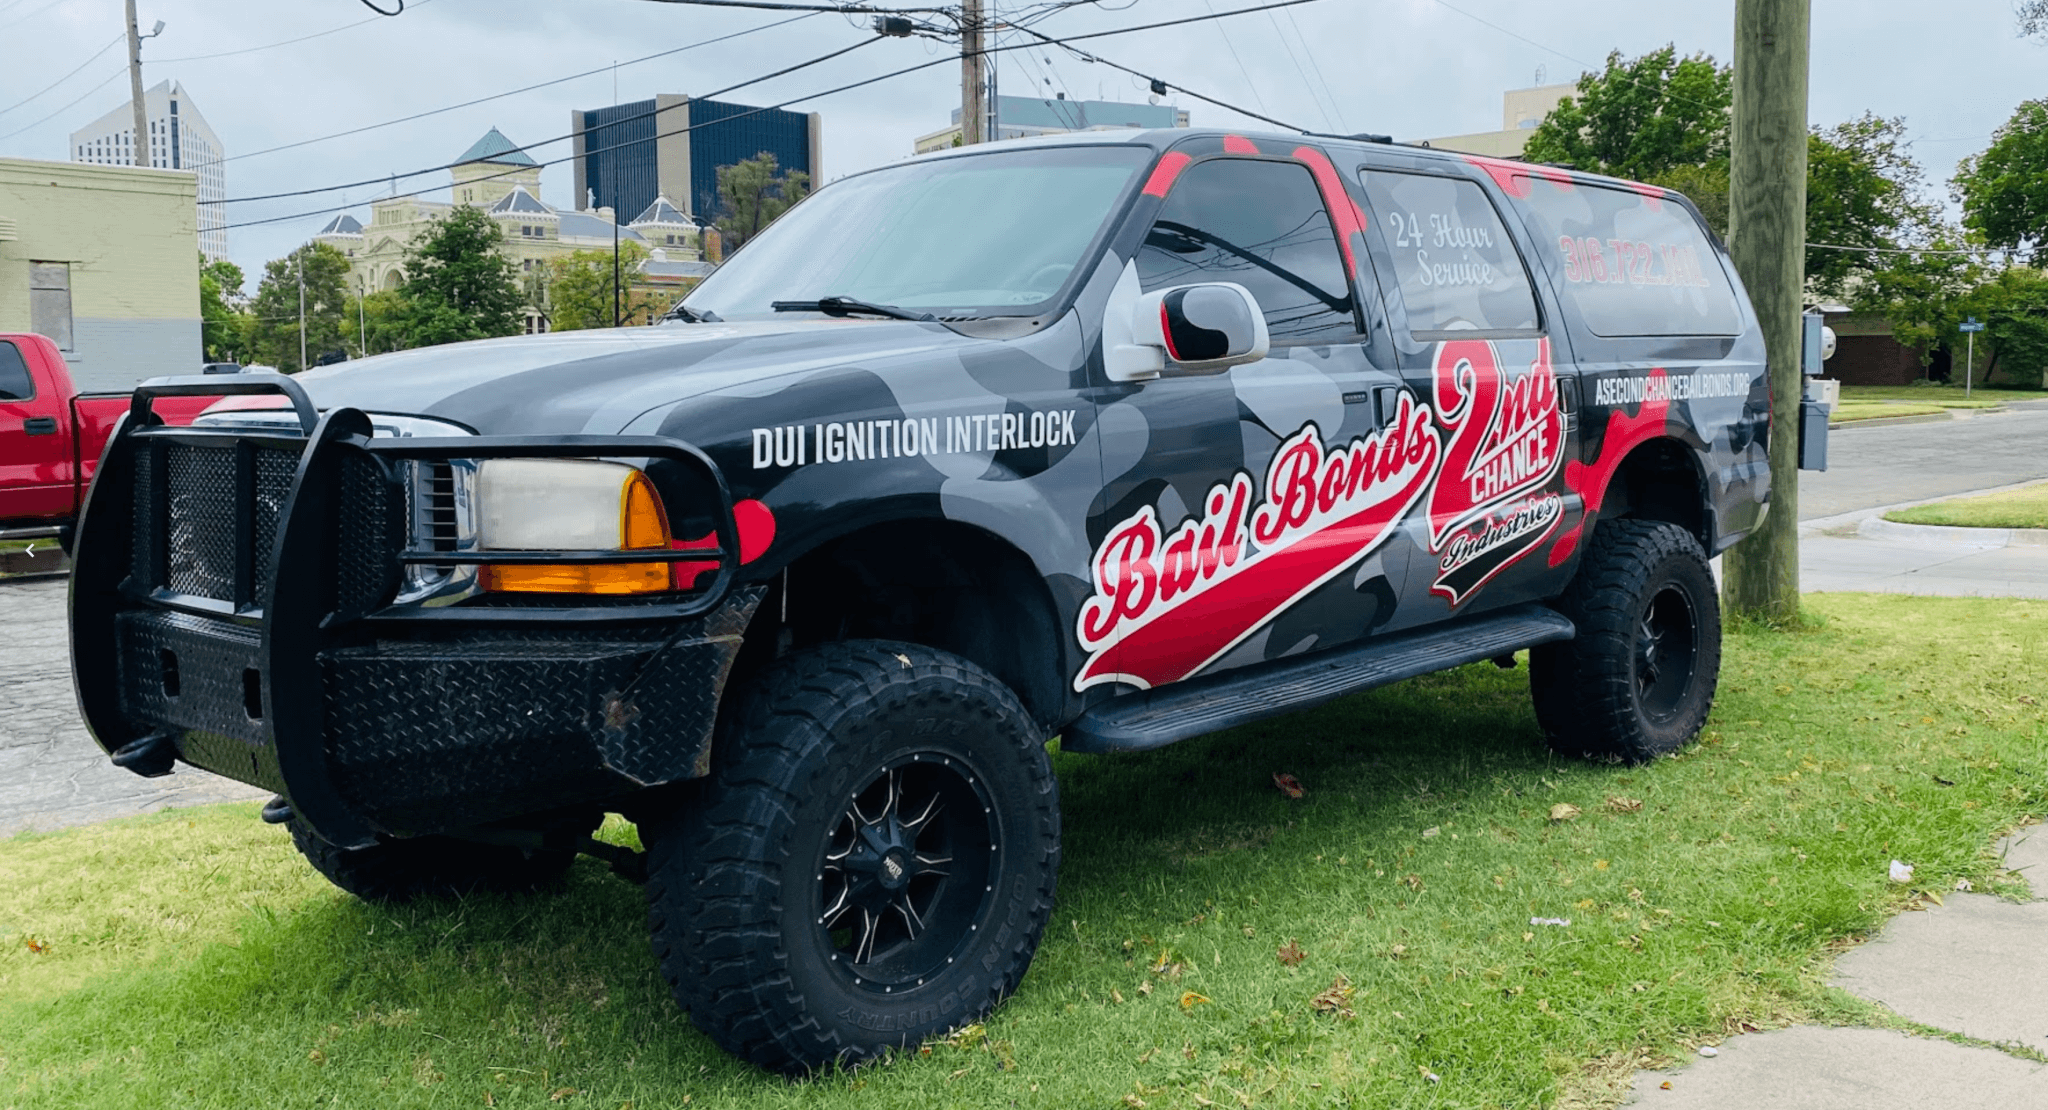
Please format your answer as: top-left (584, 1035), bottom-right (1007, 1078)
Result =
top-left (23, 936), bottom-right (48, 955)
top-left (1401, 873), bottom-right (1425, 892)
top-left (1549, 803), bottom-right (1581, 822)
top-left (1138, 980), bottom-right (1154, 996)
top-left (1422, 826), bottom-right (1440, 838)
top-left (548, 1089), bottom-right (577, 1103)
top-left (1310, 976), bottom-right (1356, 1018)
top-left (1123, 1095), bottom-right (1147, 1109)
top-left (1276, 940), bottom-right (1306, 967)
top-left (1606, 796), bottom-right (1644, 813)
top-left (1272, 772), bottom-right (1305, 799)
top-left (1111, 988), bottom-right (1126, 1004)
top-left (1178, 991), bottom-right (1210, 1011)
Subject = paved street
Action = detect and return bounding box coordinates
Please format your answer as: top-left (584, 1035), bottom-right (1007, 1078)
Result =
top-left (0, 578), bottom-right (266, 837)
top-left (1798, 402), bottom-right (2048, 521)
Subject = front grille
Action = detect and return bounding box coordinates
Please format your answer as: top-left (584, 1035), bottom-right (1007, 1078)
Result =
top-left (416, 461), bottom-right (459, 551)
top-left (164, 445), bottom-right (237, 599)
top-left (133, 440), bottom-right (312, 607)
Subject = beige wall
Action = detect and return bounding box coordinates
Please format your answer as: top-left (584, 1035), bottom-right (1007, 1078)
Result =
top-left (0, 157), bottom-right (200, 392)
top-left (1419, 82), bottom-right (1578, 160)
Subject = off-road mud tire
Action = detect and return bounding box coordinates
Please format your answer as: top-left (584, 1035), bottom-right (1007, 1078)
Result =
top-left (1530, 518), bottom-right (1720, 763)
top-left (286, 818), bottom-right (584, 903)
top-left (643, 640), bottom-right (1060, 1075)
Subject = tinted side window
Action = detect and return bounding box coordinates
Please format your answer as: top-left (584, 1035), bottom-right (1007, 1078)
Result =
top-left (0, 342), bottom-right (34, 401)
top-left (1360, 170), bottom-right (1540, 338)
top-left (1136, 158), bottom-right (1358, 342)
top-left (1515, 177), bottom-right (1742, 337)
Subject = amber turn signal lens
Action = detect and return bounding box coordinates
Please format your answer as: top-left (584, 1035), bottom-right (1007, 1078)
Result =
top-left (484, 469), bottom-right (673, 595)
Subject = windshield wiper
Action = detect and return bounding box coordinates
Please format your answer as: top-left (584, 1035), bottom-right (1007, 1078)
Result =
top-left (662, 303), bottom-right (721, 323)
top-left (771, 295), bottom-right (934, 322)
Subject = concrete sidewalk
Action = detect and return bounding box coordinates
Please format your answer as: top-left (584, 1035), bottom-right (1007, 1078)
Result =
top-left (1795, 479), bottom-right (2048, 600)
top-left (1627, 829), bottom-right (2048, 1107)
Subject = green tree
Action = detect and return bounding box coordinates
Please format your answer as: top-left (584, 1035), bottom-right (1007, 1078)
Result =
top-left (198, 255), bottom-right (250, 363)
top-left (343, 288), bottom-right (415, 357)
top-left (247, 243), bottom-right (351, 373)
top-left (543, 242), bottom-right (661, 330)
top-left (398, 205), bottom-right (525, 346)
top-left (1520, 45), bottom-right (1732, 181)
top-left (1955, 266), bottom-right (2048, 387)
top-left (1525, 50), bottom-right (1938, 297)
top-left (711, 152), bottom-right (811, 253)
top-left (1954, 99), bottom-right (2048, 261)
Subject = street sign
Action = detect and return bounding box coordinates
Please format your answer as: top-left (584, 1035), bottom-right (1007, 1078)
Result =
top-left (1960, 318), bottom-right (1986, 333)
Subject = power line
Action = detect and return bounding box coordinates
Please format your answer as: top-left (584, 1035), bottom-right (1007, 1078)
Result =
top-left (1004, 2), bottom-right (1323, 134)
top-left (216, 13), bottom-right (815, 166)
top-left (623, 0), bottom-right (960, 12)
top-left (1807, 242), bottom-right (2007, 256)
top-left (153, 0), bottom-right (440, 64)
top-left (1282, 7), bottom-right (1346, 133)
top-left (1201, 0), bottom-right (1273, 118)
top-left (0, 68), bottom-right (126, 144)
top-left (0, 33), bottom-right (124, 120)
top-left (217, 0), bottom-right (1329, 231)
top-left (208, 34), bottom-right (885, 206)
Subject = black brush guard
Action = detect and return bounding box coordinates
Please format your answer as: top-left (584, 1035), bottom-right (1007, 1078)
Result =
top-left (70, 374), bottom-right (759, 849)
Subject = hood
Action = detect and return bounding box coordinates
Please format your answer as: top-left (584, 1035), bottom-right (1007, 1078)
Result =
top-left (290, 319), bottom-right (988, 435)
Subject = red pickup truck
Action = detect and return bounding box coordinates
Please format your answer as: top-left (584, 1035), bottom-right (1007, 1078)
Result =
top-left (0, 332), bottom-right (214, 542)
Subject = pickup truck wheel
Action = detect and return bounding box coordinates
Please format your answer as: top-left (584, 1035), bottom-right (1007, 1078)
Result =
top-left (1530, 519), bottom-right (1720, 764)
top-left (286, 818), bottom-right (584, 903)
top-left (643, 640), bottom-right (1059, 1074)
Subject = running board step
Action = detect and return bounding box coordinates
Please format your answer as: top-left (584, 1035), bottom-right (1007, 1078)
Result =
top-left (1062, 603), bottom-right (1576, 754)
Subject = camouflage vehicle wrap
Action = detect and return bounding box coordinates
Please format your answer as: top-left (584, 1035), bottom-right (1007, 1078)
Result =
top-left (69, 126), bottom-right (1770, 1071)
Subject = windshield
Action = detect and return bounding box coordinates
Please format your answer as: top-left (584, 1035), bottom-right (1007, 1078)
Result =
top-left (680, 144), bottom-right (1152, 320)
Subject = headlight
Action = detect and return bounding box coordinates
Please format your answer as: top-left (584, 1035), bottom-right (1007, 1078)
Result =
top-left (474, 458), bottom-right (673, 595)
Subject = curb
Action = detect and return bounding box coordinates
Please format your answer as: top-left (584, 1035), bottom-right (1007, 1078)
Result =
top-left (1832, 411), bottom-right (1952, 429)
top-left (1864, 516), bottom-right (2048, 548)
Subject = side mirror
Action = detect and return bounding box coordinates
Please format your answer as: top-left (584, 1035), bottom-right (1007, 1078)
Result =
top-left (1136, 282), bottom-right (1269, 374)
top-left (1108, 282), bottom-right (1269, 381)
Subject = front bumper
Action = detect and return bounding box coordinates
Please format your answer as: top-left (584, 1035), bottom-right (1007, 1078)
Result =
top-left (70, 375), bottom-right (754, 847)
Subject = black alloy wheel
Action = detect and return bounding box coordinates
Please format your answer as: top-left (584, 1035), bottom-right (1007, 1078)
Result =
top-left (1634, 584), bottom-right (1701, 724)
top-left (644, 640), bottom-right (1060, 1074)
top-left (1530, 518), bottom-right (1721, 763)
top-left (817, 757), bottom-right (994, 988)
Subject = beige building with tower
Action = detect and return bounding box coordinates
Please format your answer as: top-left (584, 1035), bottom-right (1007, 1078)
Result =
top-left (0, 157), bottom-right (200, 391)
top-left (1419, 83), bottom-right (1577, 158)
top-left (315, 128), bottom-right (715, 332)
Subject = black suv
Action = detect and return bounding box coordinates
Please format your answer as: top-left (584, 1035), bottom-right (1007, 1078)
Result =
top-left (71, 128), bottom-right (1770, 1072)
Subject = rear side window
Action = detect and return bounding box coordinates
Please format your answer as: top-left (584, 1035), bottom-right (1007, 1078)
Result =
top-left (1515, 178), bottom-right (1742, 337)
top-left (1359, 169), bottom-right (1540, 338)
top-left (1136, 158), bottom-right (1360, 342)
top-left (0, 342), bottom-right (33, 401)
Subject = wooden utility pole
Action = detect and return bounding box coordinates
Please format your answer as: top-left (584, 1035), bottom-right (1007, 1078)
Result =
top-left (1720, 0), bottom-right (1810, 623)
top-left (960, 0), bottom-right (985, 145)
top-left (124, 0), bottom-right (149, 168)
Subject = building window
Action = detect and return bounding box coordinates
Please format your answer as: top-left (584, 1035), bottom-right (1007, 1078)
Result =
top-left (29, 262), bottom-right (74, 351)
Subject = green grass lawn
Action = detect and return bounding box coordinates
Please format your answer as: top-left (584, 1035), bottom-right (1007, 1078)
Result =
top-left (1830, 401), bottom-right (1947, 424)
top-left (1836, 384), bottom-right (2040, 408)
top-left (3, 595), bottom-right (2043, 1110)
top-left (1885, 483), bottom-right (2048, 530)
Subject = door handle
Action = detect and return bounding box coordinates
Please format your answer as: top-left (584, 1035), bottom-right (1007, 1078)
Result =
top-left (23, 416), bottom-right (58, 436)
top-left (1371, 385), bottom-right (1403, 427)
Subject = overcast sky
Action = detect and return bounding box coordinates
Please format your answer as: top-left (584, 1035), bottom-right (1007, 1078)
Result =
top-left (0, 0), bottom-right (2038, 291)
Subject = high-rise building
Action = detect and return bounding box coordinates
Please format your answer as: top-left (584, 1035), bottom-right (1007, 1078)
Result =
top-left (913, 95), bottom-right (1190, 155)
top-left (70, 80), bottom-right (225, 260)
top-left (570, 96), bottom-right (822, 225)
